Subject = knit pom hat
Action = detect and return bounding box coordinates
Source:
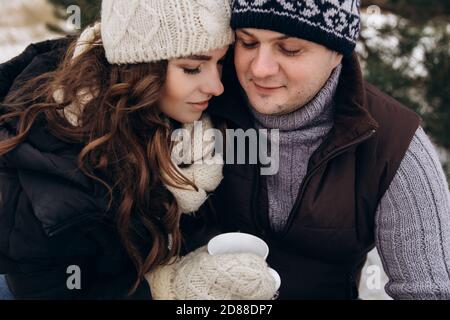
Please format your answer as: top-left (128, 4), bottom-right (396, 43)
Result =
top-left (231, 0), bottom-right (361, 56)
top-left (101, 0), bottom-right (235, 64)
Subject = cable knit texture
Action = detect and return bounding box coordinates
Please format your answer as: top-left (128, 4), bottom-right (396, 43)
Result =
top-left (251, 64), bottom-right (341, 232)
top-left (375, 126), bottom-right (450, 299)
top-left (146, 246), bottom-right (277, 300)
top-left (101, 0), bottom-right (234, 64)
top-left (145, 257), bottom-right (179, 300)
top-left (164, 114), bottom-right (224, 214)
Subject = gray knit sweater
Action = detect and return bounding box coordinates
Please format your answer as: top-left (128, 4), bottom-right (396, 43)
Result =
top-left (251, 65), bottom-right (450, 299)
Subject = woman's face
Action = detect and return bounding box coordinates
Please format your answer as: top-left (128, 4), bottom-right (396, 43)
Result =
top-left (159, 46), bottom-right (229, 124)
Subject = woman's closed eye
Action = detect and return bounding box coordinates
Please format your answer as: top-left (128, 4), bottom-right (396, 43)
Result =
top-left (183, 67), bottom-right (201, 75)
top-left (183, 59), bottom-right (225, 75)
top-left (237, 38), bottom-right (258, 49)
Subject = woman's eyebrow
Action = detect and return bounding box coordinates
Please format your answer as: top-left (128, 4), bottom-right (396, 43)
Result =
top-left (182, 55), bottom-right (211, 61)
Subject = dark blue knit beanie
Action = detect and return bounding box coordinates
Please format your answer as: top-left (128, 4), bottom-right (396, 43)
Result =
top-left (231, 0), bottom-right (361, 56)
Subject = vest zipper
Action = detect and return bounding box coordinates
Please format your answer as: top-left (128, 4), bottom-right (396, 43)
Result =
top-left (278, 128), bottom-right (377, 239)
top-left (252, 131), bottom-right (266, 237)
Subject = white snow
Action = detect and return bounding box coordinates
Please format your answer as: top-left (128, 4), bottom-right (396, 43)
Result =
top-left (0, 0), bottom-right (61, 63)
top-left (359, 248), bottom-right (392, 300)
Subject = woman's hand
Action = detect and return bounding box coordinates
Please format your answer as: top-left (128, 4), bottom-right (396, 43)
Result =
top-left (145, 246), bottom-right (278, 300)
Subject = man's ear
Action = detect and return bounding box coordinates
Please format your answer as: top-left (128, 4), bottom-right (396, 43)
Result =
top-left (331, 52), bottom-right (343, 68)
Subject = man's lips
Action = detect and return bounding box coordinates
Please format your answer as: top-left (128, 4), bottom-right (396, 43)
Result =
top-left (251, 81), bottom-right (284, 93)
top-left (188, 100), bottom-right (210, 111)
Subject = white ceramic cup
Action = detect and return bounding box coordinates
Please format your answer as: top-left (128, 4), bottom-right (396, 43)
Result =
top-left (207, 232), bottom-right (281, 291)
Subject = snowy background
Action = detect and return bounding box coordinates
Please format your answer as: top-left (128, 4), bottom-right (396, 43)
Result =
top-left (0, 0), bottom-right (61, 64)
top-left (0, 0), bottom-right (395, 300)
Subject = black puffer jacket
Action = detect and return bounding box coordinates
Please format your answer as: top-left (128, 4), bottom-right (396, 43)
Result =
top-left (0, 38), bottom-right (216, 299)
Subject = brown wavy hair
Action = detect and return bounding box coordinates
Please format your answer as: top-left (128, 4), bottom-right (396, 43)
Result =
top-left (0, 33), bottom-right (198, 295)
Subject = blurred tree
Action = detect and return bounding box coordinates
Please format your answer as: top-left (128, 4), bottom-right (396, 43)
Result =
top-left (360, 0), bottom-right (450, 180)
top-left (48, 0), bottom-right (101, 31)
top-left (361, 0), bottom-right (450, 22)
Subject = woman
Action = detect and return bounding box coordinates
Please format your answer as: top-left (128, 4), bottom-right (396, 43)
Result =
top-left (0, 0), bottom-right (277, 299)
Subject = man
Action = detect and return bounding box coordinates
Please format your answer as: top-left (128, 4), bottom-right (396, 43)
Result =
top-left (207, 0), bottom-right (450, 299)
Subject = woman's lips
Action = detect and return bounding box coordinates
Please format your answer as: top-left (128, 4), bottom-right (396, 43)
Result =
top-left (188, 100), bottom-right (209, 111)
top-left (252, 81), bottom-right (284, 94)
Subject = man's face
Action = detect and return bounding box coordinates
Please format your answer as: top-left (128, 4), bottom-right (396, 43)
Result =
top-left (234, 28), bottom-right (343, 115)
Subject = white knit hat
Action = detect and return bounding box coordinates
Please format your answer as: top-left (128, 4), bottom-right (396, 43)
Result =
top-left (100, 0), bottom-right (235, 64)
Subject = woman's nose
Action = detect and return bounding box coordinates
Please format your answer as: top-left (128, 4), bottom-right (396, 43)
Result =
top-left (203, 70), bottom-right (225, 96)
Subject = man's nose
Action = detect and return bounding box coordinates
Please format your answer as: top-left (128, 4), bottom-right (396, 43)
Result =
top-left (250, 47), bottom-right (279, 79)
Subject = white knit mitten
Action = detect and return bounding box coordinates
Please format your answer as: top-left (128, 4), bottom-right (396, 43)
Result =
top-left (145, 257), bottom-right (179, 300)
top-left (146, 246), bottom-right (278, 300)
